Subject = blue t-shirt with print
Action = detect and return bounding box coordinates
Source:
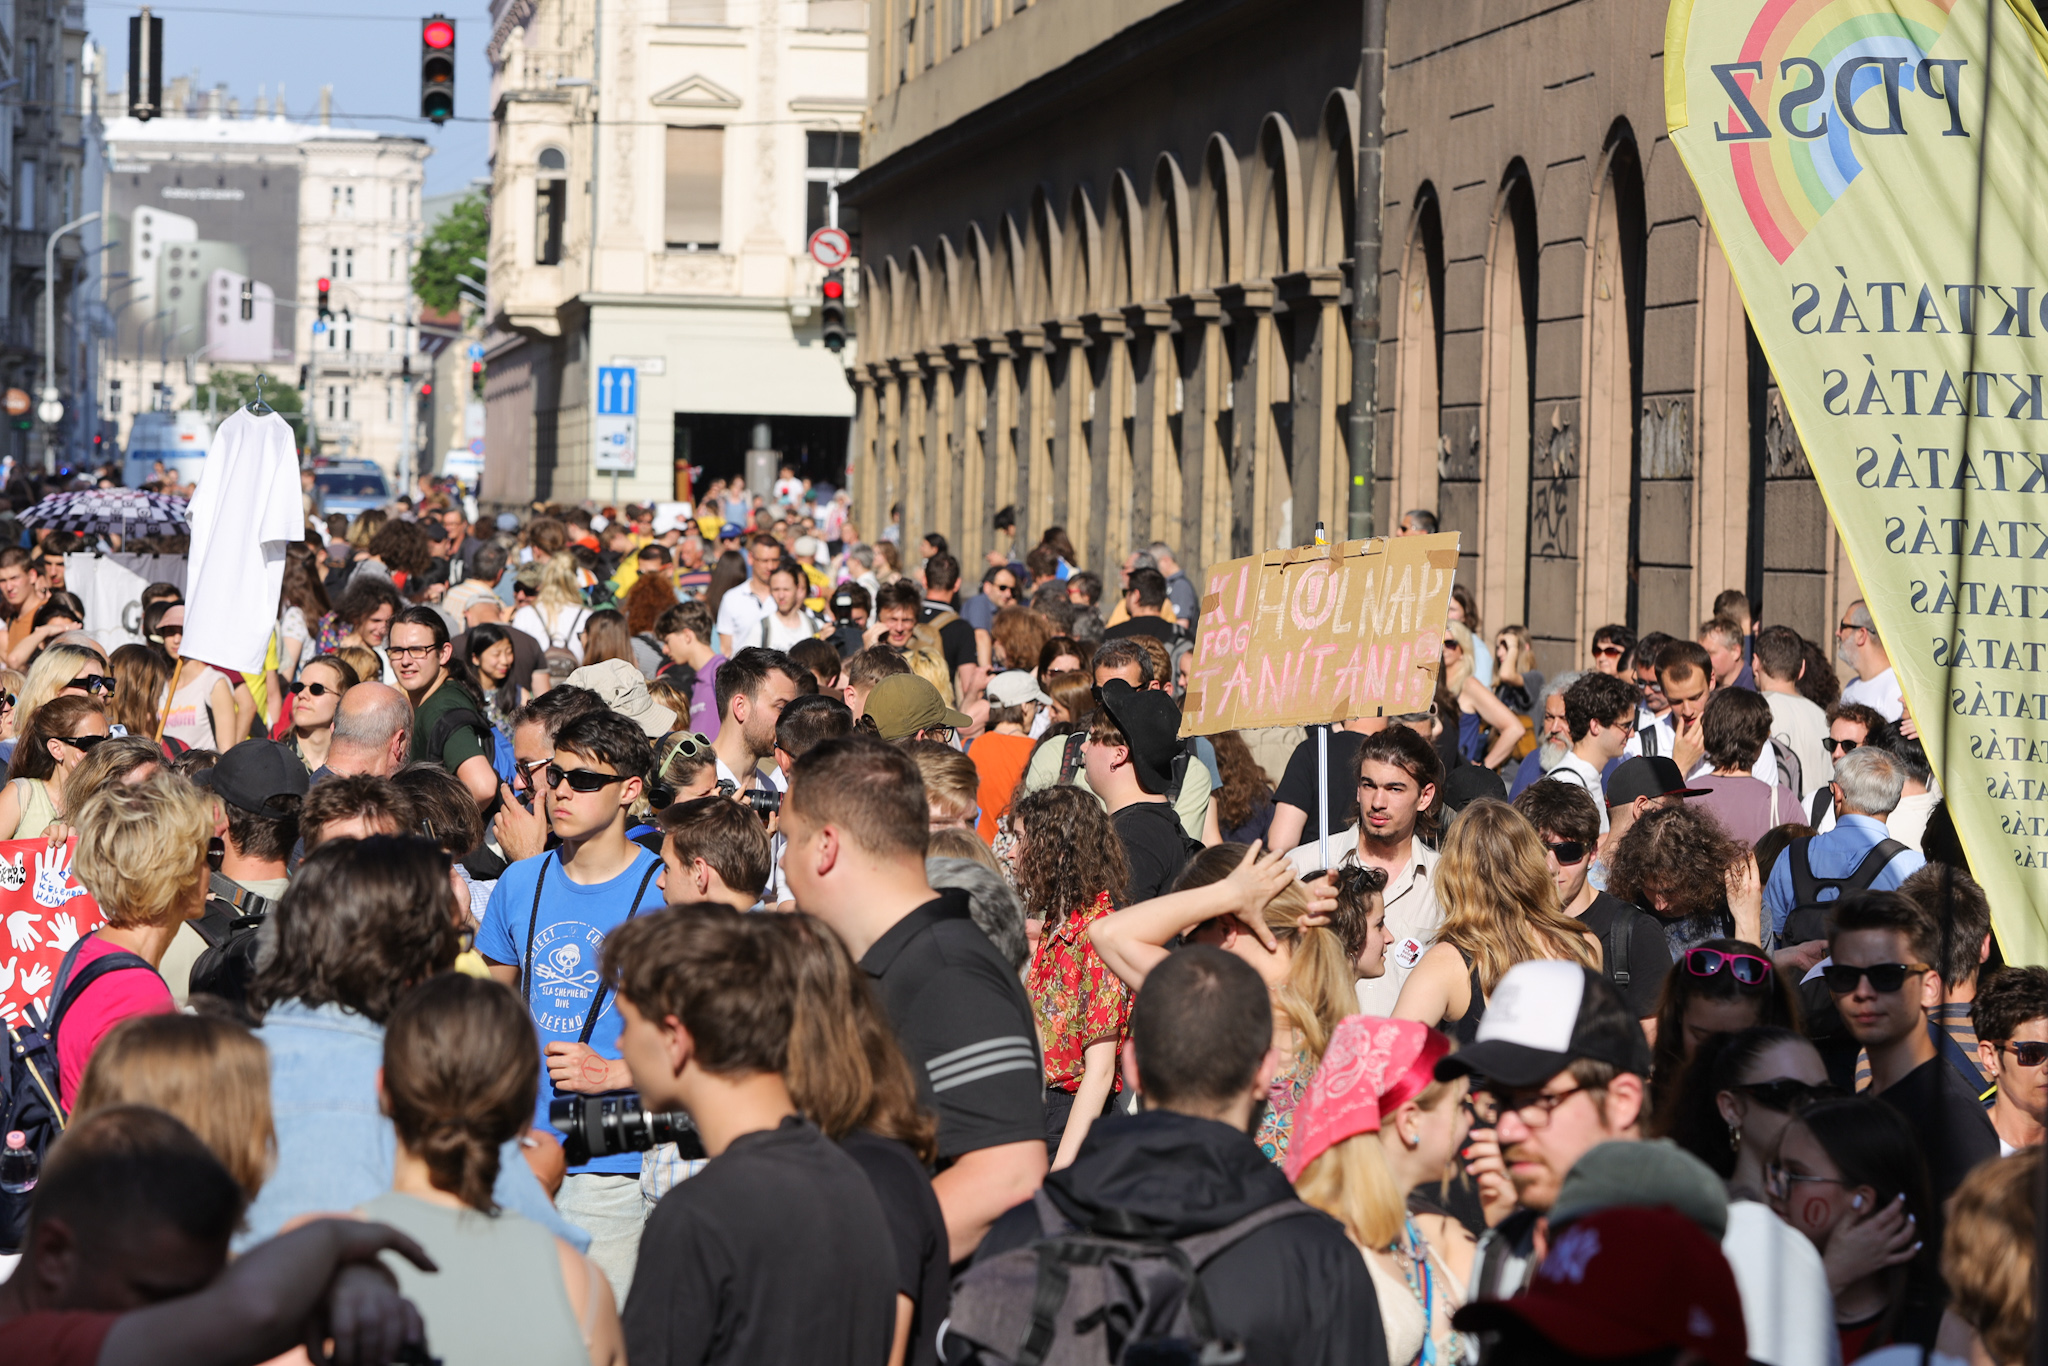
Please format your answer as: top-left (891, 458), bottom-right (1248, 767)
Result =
top-left (476, 845), bottom-right (668, 1175)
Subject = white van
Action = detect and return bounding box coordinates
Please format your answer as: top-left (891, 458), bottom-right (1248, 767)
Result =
top-left (123, 411), bottom-right (213, 488)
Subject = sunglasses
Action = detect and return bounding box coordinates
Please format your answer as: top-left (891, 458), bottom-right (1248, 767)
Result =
top-left (1592, 644), bottom-right (1626, 658)
top-left (1826, 737), bottom-right (1860, 755)
top-left (1734, 1078), bottom-right (1844, 1111)
top-left (1543, 839), bottom-right (1588, 865)
top-left (548, 764), bottom-right (626, 793)
top-left (288, 680), bottom-right (340, 698)
top-left (658, 731), bottom-right (715, 766)
top-left (156, 625), bottom-right (184, 638)
top-left (54, 733), bottom-right (110, 753)
top-left (1821, 961), bottom-right (1932, 994)
top-left (70, 675), bottom-right (116, 697)
top-left (1684, 947), bottom-right (1772, 985)
top-left (0, 693), bottom-right (14, 710)
top-left (2000, 1041), bottom-right (2048, 1068)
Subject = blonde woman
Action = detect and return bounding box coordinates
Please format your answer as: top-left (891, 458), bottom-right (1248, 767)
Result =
top-left (1288, 1017), bottom-right (1474, 1366)
top-left (1491, 625), bottom-right (1544, 715)
top-left (73, 1012), bottom-right (277, 1204)
top-left (1090, 840), bottom-right (1357, 1167)
top-left (511, 553), bottom-right (592, 665)
top-left (54, 773), bottom-right (216, 1105)
top-left (1393, 799), bottom-right (1600, 1040)
top-left (0, 666), bottom-right (24, 742)
top-left (12, 641), bottom-right (110, 743)
top-left (1440, 623), bottom-right (1525, 770)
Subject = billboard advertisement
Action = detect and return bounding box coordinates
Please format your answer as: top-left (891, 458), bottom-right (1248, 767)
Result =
top-left (107, 160), bottom-right (300, 367)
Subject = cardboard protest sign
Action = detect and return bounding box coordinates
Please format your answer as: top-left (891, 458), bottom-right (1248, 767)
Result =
top-left (0, 838), bottom-right (105, 1028)
top-left (1666, 0), bottom-right (2048, 956)
top-left (1180, 533), bottom-right (1461, 738)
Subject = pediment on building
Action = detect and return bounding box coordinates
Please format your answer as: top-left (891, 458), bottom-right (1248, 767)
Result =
top-left (649, 75), bottom-right (742, 110)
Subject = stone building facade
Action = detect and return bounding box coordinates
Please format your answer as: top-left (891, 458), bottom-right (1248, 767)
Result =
top-left (845, 0), bottom-right (1856, 670)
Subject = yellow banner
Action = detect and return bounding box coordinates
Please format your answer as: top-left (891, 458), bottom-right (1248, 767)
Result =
top-left (1666, 0), bottom-right (2048, 958)
top-left (1180, 533), bottom-right (1461, 737)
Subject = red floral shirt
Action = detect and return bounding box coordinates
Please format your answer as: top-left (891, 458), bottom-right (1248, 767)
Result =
top-left (1026, 892), bottom-right (1132, 1093)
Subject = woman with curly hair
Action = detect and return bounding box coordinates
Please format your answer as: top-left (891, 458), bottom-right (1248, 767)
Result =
top-left (1211, 729), bottom-right (1276, 845)
top-left (621, 567), bottom-right (677, 638)
top-left (1010, 785), bottom-right (1131, 1169)
top-left (1091, 841), bottom-right (1359, 1167)
top-left (1392, 799), bottom-right (1600, 1041)
top-left (360, 518), bottom-right (435, 587)
top-left (1605, 803), bottom-right (1764, 956)
top-left (990, 604), bottom-right (1052, 673)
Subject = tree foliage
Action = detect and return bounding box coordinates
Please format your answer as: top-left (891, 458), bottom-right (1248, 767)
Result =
top-left (413, 193), bottom-right (489, 316)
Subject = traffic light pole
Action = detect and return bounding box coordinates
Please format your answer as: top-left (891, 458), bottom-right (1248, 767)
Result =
top-left (1346, 0), bottom-right (1387, 542)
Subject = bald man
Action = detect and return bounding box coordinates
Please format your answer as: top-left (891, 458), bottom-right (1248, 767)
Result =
top-left (314, 682), bottom-right (414, 781)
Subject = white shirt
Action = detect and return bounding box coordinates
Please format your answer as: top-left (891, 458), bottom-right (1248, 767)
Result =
top-left (1543, 750), bottom-right (1610, 831)
top-left (1840, 666), bottom-right (1904, 721)
top-left (1763, 690), bottom-right (1833, 801)
top-left (1642, 713), bottom-right (1782, 787)
top-left (715, 581), bottom-right (773, 652)
top-left (1722, 1201), bottom-right (1842, 1366)
top-left (184, 409), bottom-right (305, 672)
top-left (1888, 789), bottom-right (1939, 851)
top-left (1286, 830), bottom-right (1441, 1015)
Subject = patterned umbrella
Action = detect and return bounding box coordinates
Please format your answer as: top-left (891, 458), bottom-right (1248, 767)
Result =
top-left (19, 489), bottom-right (190, 537)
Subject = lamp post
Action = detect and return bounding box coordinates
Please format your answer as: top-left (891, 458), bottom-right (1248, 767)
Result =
top-left (1346, 0), bottom-right (1388, 541)
top-left (41, 211), bottom-right (103, 468)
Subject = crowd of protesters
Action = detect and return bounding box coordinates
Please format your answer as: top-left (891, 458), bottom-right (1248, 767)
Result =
top-left (0, 471), bottom-right (2038, 1366)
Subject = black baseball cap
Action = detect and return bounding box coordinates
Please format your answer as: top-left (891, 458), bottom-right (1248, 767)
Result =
top-left (1605, 755), bottom-right (1710, 808)
top-left (1093, 679), bottom-right (1182, 796)
top-left (1435, 962), bottom-right (1651, 1089)
top-left (197, 739), bottom-right (310, 816)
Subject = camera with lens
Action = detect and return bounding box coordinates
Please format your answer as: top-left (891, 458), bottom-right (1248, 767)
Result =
top-left (743, 787), bottom-right (781, 816)
top-left (549, 1095), bottom-right (706, 1168)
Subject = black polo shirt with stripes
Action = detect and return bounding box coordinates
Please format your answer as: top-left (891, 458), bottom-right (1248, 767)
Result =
top-left (859, 889), bottom-right (1044, 1163)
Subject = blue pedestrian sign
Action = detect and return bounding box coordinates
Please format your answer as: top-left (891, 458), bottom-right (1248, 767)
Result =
top-left (596, 367), bottom-right (636, 416)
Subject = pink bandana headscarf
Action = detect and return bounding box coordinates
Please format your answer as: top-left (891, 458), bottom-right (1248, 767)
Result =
top-left (1282, 1016), bottom-right (1451, 1182)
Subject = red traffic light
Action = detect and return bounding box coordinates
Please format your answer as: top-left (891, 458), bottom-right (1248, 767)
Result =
top-left (423, 18), bottom-right (455, 48)
top-left (822, 277), bottom-right (845, 300)
top-left (420, 382), bottom-right (433, 395)
top-left (317, 277), bottom-right (330, 292)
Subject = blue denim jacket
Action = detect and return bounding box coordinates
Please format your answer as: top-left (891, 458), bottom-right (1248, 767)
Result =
top-left (241, 999), bottom-right (590, 1252)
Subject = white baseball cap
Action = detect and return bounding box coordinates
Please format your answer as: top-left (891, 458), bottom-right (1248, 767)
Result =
top-left (986, 670), bottom-right (1052, 708)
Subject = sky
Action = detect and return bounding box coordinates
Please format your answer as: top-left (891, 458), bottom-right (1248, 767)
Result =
top-left (87, 0), bottom-right (494, 197)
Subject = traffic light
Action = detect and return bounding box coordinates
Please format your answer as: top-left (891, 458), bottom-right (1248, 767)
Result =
top-left (420, 382), bottom-right (433, 397)
top-left (421, 15), bottom-right (455, 124)
top-left (128, 8), bottom-right (163, 121)
top-left (317, 277), bottom-right (331, 320)
top-left (820, 270), bottom-right (847, 353)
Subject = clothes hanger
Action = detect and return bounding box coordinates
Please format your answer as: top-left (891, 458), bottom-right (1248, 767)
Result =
top-left (248, 374), bottom-right (275, 416)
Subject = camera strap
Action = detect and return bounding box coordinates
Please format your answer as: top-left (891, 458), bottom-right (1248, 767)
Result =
top-left (522, 849), bottom-right (663, 1044)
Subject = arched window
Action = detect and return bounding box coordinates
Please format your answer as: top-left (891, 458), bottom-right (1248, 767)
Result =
top-left (536, 147), bottom-right (567, 265)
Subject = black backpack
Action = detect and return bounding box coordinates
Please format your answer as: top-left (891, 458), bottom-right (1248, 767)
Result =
top-left (942, 1191), bottom-right (1316, 1366)
top-left (1, 942), bottom-right (155, 1250)
top-left (186, 873), bottom-right (280, 1016)
top-left (1781, 835), bottom-right (1909, 944)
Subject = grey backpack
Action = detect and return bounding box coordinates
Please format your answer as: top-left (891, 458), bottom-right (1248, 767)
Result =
top-left (940, 1191), bottom-right (1315, 1366)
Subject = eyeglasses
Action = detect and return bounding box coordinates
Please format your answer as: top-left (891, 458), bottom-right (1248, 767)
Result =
top-left (1826, 737), bottom-right (1860, 755)
top-left (547, 764), bottom-right (626, 793)
top-left (386, 645), bottom-right (440, 661)
top-left (1542, 839), bottom-right (1588, 865)
top-left (69, 675), bottom-right (116, 697)
top-left (54, 733), bottom-right (109, 753)
top-left (511, 755), bottom-right (551, 789)
top-left (658, 731), bottom-right (714, 767)
top-left (1735, 1078), bottom-right (1844, 1112)
top-left (1481, 1083), bottom-right (1589, 1130)
top-left (1820, 961), bottom-right (1932, 994)
top-left (921, 725), bottom-right (957, 744)
top-left (1765, 1163), bottom-right (1849, 1201)
top-left (1605, 715), bottom-right (1637, 736)
top-left (1999, 1041), bottom-right (2048, 1068)
top-left (288, 680), bottom-right (339, 698)
top-left (1683, 947), bottom-right (1772, 985)
top-left (1837, 620), bottom-right (1863, 635)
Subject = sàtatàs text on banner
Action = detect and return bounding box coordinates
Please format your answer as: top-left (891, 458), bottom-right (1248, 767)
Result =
top-left (1665, 0), bottom-right (2048, 957)
top-left (1180, 532), bottom-right (1460, 739)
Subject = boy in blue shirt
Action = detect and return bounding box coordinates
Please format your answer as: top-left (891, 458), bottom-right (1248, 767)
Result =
top-left (479, 708), bottom-right (666, 1300)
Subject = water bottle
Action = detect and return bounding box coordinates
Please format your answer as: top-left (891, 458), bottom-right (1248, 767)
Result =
top-left (0, 1130), bottom-right (36, 1195)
